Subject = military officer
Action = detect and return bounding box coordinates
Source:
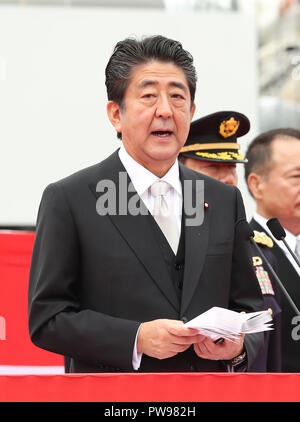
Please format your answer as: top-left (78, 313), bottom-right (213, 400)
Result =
top-left (179, 111), bottom-right (282, 371)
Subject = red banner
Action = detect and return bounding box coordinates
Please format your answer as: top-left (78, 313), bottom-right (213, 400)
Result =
top-left (0, 231), bottom-right (63, 367)
top-left (0, 373), bottom-right (300, 402)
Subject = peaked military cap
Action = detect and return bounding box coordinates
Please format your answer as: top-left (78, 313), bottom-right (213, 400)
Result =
top-left (180, 111), bottom-right (250, 163)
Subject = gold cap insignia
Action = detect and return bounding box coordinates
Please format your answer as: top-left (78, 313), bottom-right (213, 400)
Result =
top-left (195, 151), bottom-right (245, 161)
top-left (219, 117), bottom-right (240, 138)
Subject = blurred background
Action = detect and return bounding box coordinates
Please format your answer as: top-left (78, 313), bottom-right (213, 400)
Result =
top-left (0, 0), bottom-right (300, 226)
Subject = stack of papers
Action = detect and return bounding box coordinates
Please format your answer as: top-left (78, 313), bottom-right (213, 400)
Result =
top-left (185, 307), bottom-right (273, 342)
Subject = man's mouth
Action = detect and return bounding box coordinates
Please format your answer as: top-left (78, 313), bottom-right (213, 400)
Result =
top-left (151, 130), bottom-right (173, 137)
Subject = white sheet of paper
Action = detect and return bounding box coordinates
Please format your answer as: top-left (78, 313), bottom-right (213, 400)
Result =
top-left (185, 307), bottom-right (273, 341)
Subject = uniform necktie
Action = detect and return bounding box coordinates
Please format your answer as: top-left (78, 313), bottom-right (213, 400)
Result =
top-left (295, 237), bottom-right (300, 260)
top-left (150, 180), bottom-right (179, 254)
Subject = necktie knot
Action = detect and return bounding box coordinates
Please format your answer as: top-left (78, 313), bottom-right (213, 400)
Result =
top-left (150, 180), bottom-right (171, 198)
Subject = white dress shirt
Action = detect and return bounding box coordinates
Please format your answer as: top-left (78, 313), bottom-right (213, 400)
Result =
top-left (118, 145), bottom-right (183, 369)
top-left (253, 212), bottom-right (300, 276)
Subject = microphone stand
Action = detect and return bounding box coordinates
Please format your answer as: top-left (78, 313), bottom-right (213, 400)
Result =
top-left (278, 236), bottom-right (300, 269)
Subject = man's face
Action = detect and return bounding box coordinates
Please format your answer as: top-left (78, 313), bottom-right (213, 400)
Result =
top-left (108, 60), bottom-right (195, 174)
top-left (253, 137), bottom-right (300, 221)
top-left (183, 157), bottom-right (238, 186)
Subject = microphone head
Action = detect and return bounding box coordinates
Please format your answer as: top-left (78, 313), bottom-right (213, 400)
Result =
top-left (266, 218), bottom-right (286, 240)
top-left (237, 219), bottom-right (254, 241)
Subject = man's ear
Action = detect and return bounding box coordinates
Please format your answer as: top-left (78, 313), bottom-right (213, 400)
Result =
top-left (247, 173), bottom-right (264, 200)
top-left (190, 103), bottom-right (196, 120)
top-left (107, 101), bottom-right (122, 133)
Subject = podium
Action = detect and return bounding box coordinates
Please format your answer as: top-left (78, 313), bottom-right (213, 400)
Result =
top-left (0, 373), bottom-right (300, 401)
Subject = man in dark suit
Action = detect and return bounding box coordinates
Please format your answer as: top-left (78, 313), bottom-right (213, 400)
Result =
top-left (28, 35), bottom-right (263, 373)
top-left (179, 111), bottom-right (282, 372)
top-left (245, 128), bottom-right (300, 372)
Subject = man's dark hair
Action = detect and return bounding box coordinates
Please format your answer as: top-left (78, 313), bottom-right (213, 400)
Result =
top-left (244, 128), bottom-right (300, 185)
top-left (105, 35), bottom-right (197, 139)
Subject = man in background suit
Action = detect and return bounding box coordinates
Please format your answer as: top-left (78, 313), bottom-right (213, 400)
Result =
top-left (28, 35), bottom-right (263, 373)
top-left (245, 128), bottom-right (300, 372)
top-left (179, 111), bottom-right (282, 372)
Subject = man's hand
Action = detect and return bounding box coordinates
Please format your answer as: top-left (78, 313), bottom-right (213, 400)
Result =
top-left (137, 319), bottom-right (205, 360)
top-left (193, 334), bottom-right (245, 361)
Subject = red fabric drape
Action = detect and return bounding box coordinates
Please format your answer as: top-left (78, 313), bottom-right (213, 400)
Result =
top-left (0, 231), bottom-right (63, 366)
top-left (0, 373), bottom-right (300, 402)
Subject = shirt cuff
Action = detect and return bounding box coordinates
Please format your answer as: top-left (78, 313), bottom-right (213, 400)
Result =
top-left (132, 324), bottom-right (143, 370)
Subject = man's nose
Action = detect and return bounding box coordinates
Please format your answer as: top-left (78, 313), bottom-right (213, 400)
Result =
top-left (219, 170), bottom-right (237, 186)
top-left (155, 95), bottom-right (173, 119)
top-left (222, 176), bottom-right (235, 185)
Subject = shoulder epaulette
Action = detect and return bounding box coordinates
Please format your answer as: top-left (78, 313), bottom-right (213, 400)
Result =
top-left (253, 231), bottom-right (273, 248)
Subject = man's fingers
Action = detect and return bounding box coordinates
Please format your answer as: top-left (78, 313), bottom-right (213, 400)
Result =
top-left (167, 323), bottom-right (205, 345)
top-left (201, 338), bottom-right (222, 355)
top-left (198, 338), bottom-right (220, 358)
top-left (171, 334), bottom-right (205, 345)
top-left (137, 319), bottom-right (205, 359)
top-left (167, 321), bottom-right (202, 337)
top-left (165, 324), bottom-right (204, 345)
top-left (193, 342), bottom-right (207, 358)
top-left (194, 333), bottom-right (246, 360)
top-left (194, 341), bottom-right (221, 360)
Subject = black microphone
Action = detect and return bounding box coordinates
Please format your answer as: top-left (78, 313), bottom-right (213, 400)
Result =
top-left (267, 218), bottom-right (300, 269)
top-left (239, 220), bottom-right (300, 316)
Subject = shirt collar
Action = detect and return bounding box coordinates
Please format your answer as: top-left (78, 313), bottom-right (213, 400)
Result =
top-left (118, 144), bottom-right (182, 197)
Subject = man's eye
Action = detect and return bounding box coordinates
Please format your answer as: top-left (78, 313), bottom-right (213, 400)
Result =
top-left (172, 93), bottom-right (184, 99)
top-left (142, 93), bottom-right (155, 99)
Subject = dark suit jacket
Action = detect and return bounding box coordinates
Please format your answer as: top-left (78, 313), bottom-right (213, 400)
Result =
top-left (28, 151), bottom-right (263, 373)
top-left (250, 218), bottom-right (300, 372)
top-left (247, 238), bottom-right (282, 372)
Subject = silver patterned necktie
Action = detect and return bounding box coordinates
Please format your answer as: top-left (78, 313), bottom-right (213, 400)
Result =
top-left (150, 180), bottom-right (179, 254)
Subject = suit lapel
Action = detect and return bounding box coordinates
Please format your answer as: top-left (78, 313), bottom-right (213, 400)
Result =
top-left (179, 164), bottom-right (211, 315)
top-left (88, 151), bottom-right (180, 312)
